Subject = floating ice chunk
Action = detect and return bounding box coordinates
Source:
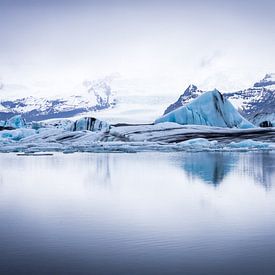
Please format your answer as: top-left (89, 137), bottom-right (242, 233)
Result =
top-left (179, 138), bottom-right (218, 149)
top-left (70, 117), bottom-right (110, 132)
top-left (37, 119), bottom-right (74, 130)
top-left (30, 121), bottom-right (44, 130)
top-left (4, 115), bottom-right (26, 129)
top-left (227, 139), bottom-right (271, 149)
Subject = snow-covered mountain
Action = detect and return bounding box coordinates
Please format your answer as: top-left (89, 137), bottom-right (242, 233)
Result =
top-left (156, 90), bottom-right (254, 129)
top-left (163, 84), bottom-right (204, 115)
top-left (227, 73), bottom-right (275, 125)
top-left (0, 77), bottom-right (116, 121)
top-left (163, 74), bottom-right (275, 126)
top-left (1, 74), bottom-right (274, 126)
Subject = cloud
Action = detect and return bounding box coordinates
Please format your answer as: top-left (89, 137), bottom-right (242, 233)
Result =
top-left (199, 51), bottom-right (222, 68)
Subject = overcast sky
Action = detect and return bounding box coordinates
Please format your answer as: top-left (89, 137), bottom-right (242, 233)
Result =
top-left (0, 0), bottom-right (275, 95)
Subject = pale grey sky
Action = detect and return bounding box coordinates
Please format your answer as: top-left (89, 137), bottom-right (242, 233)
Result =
top-left (0, 0), bottom-right (274, 95)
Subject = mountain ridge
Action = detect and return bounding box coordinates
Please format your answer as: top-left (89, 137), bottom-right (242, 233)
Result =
top-left (163, 74), bottom-right (275, 126)
top-left (0, 77), bottom-right (116, 121)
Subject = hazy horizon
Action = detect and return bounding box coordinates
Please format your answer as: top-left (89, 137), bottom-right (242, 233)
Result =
top-left (1, 0), bottom-right (275, 97)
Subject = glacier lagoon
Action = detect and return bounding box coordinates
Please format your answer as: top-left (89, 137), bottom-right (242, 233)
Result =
top-left (0, 151), bottom-right (275, 274)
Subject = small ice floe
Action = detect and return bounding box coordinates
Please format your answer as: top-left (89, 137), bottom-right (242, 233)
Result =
top-left (178, 138), bottom-right (218, 150)
top-left (227, 139), bottom-right (272, 150)
top-left (16, 153), bottom-right (54, 156)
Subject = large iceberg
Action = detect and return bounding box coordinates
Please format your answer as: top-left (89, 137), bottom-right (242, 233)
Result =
top-left (155, 90), bottom-right (255, 129)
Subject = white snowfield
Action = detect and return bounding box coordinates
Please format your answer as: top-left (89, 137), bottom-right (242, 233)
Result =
top-left (0, 121), bottom-right (274, 153)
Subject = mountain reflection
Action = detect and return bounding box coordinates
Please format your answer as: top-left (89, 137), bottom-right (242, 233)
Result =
top-left (177, 152), bottom-right (275, 189)
top-left (242, 152), bottom-right (275, 191)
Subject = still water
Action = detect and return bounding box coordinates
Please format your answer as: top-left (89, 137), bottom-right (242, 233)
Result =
top-left (0, 152), bottom-right (274, 275)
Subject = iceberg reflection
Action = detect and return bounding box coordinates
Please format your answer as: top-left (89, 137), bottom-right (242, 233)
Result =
top-left (178, 152), bottom-right (237, 186)
top-left (177, 152), bottom-right (274, 189)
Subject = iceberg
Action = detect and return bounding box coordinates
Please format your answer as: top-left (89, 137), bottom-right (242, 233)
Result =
top-left (0, 113), bottom-right (273, 153)
top-left (0, 128), bottom-right (36, 141)
top-left (227, 139), bottom-right (271, 149)
top-left (3, 115), bottom-right (27, 129)
top-left (70, 117), bottom-right (110, 132)
top-left (179, 138), bottom-right (218, 149)
top-left (31, 119), bottom-right (73, 130)
top-left (155, 90), bottom-right (255, 129)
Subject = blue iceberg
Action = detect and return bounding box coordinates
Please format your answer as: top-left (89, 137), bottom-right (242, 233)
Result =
top-left (155, 90), bottom-right (255, 129)
top-left (3, 115), bottom-right (27, 129)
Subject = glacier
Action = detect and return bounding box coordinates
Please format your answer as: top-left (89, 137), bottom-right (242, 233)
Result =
top-left (155, 90), bottom-right (254, 129)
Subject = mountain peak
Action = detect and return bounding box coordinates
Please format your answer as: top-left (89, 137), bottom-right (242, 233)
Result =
top-left (184, 84), bottom-right (198, 95)
top-left (253, 73), bottom-right (275, 88)
top-left (163, 84), bottom-right (203, 115)
top-left (188, 84), bottom-right (198, 89)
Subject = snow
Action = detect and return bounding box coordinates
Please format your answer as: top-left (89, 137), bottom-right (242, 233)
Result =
top-left (155, 90), bottom-right (255, 129)
top-left (76, 95), bottom-right (175, 124)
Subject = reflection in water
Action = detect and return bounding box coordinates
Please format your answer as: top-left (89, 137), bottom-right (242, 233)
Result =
top-left (177, 152), bottom-right (238, 186)
top-left (240, 152), bottom-right (275, 190)
top-left (83, 154), bottom-right (112, 188)
top-left (0, 152), bottom-right (275, 275)
top-left (0, 151), bottom-right (272, 191)
top-left (175, 152), bottom-right (275, 189)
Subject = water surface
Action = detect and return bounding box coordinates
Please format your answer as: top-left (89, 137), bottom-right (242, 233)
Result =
top-left (0, 152), bottom-right (274, 274)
